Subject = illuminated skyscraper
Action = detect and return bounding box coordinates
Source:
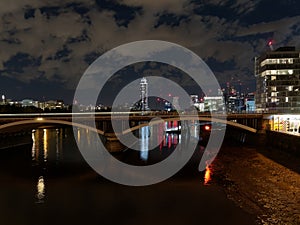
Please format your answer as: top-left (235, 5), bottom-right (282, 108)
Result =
top-left (140, 77), bottom-right (149, 111)
top-left (255, 46), bottom-right (300, 113)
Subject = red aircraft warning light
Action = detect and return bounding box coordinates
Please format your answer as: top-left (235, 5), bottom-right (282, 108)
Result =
top-left (268, 40), bottom-right (274, 50)
top-left (268, 40), bottom-right (273, 46)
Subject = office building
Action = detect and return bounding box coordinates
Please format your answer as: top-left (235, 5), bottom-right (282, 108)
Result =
top-left (204, 96), bottom-right (224, 112)
top-left (255, 46), bottom-right (300, 113)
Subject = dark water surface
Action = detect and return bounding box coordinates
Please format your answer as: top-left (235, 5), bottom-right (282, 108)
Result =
top-left (0, 127), bottom-right (256, 225)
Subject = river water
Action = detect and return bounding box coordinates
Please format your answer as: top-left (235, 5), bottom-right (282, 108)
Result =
top-left (0, 126), bottom-right (257, 225)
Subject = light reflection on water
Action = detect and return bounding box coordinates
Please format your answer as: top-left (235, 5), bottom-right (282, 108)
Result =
top-left (138, 122), bottom-right (182, 162)
top-left (77, 121), bottom-right (214, 184)
top-left (30, 121), bottom-right (215, 203)
top-left (204, 166), bottom-right (212, 185)
top-left (43, 129), bottom-right (48, 162)
top-left (55, 129), bottom-right (60, 163)
top-left (36, 176), bottom-right (45, 203)
top-left (31, 131), bottom-right (36, 161)
top-left (140, 126), bottom-right (149, 161)
top-left (31, 128), bottom-right (65, 203)
top-left (0, 125), bottom-right (256, 225)
top-left (32, 128), bottom-right (64, 164)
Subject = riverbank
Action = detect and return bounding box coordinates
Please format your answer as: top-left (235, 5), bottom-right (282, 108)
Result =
top-left (212, 142), bottom-right (300, 225)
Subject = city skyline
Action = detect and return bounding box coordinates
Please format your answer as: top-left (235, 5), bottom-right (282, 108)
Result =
top-left (0, 1), bottom-right (300, 104)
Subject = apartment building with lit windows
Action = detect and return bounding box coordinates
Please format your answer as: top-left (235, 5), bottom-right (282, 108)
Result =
top-left (255, 46), bottom-right (300, 113)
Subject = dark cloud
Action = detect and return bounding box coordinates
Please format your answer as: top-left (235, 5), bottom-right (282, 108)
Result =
top-left (95, 0), bottom-right (143, 27)
top-left (2, 52), bottom-right (41, 73)
top-left (206, 57), bottom-right (236, 72)
top-left (154, 12), bottom-right (190, 28)
top-left (66, 2), bottom-right (90, 16)
top-left (1, 37), bottom-right (21, 44)
top-left (24, 7), bottom-right (35, 19)
top-left (193, 2), bottom-right (239, 22)
top-left (39, 6), bottom-right (61, 19)
top-left (0, 0), bottom-right (299, 103)
top-left (66, 29), bottom-right (90, 44)
top-left (240, 0), bottom-right (300, 25)
top-left (0, 74), bottom-right (73, 102)
top-left (84, 51), bottom-right (102, 65)
top-left (51, 45), bottom-right (72, 61)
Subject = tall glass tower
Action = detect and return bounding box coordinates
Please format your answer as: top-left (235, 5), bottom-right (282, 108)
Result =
top-left (140, 77), bottom-right (149, 111)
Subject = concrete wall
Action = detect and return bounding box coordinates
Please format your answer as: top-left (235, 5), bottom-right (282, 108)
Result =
top-left (265, 130), bottom-right (300, 156)
top-left (224, 127), bottom-right (300, 156)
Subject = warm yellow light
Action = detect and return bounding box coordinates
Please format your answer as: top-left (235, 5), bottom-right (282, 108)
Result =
top-left (36, 176), bottom-right (45, 201)
top-left (204, 166), bottom-right (212, 185)
top-left (36, 117), bottom-right (44, 121)
top-left (43, 129), bottom-right (48, 162)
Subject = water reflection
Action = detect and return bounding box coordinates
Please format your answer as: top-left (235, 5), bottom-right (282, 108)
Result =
top-left (1, 126), bottom-right (255, 225)
top-left (164, 133), bottom-right (180, 147)
top-left (136, 122), bottom-right (182, 160)
top-left (204, 166), bottom-right (212, 185)
top-left (31, 128), bottom-right (67, 203)
top-left (55, 129), bottom-right (62, 163)
top-left (31, 130), bottom-right (36, 161)
top-left (31, 124), bottom-right (214, 185)
top-left (190, 122), bottom-right (200, 140)
top-left (164, 121), bottom-right (214, 185)
top-left (43, 129), bottom-right (48, 162)
top-left (77, 128), bottom-right (81, 144)
top-left (140, 126), bottom-right (149, 161)
top-left (36, 176), bottom-right (45, 203)
top-left (31, 128), bottom-right (65, 165)
top-left (30, 125), bottom-right (215, 199)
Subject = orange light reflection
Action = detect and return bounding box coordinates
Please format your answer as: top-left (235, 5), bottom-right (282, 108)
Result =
top-left (204, 166), bottom-right (212, 185)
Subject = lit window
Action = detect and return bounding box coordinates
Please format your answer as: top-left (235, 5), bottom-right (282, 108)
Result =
top-left (260, 58), bottom-right (294, 66)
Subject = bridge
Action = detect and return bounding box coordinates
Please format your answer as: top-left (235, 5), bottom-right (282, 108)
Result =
top-left (0, 112), bottom-right (267, 151)
top-left (0, 112), bottom-right (266, 133)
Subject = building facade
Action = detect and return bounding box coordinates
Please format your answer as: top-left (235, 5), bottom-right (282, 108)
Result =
top-left (255, 46), bottom-right (300, 113)
top-left (204, 96), bottom-right (225, 112)
top-left (140, 77), bottom-right (149, 111)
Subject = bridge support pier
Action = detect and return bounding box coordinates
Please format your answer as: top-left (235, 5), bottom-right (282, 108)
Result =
top-left (104, 133), bottom-right (126, 153)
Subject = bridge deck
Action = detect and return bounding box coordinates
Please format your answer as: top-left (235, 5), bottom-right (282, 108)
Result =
top-left (0, 112), bottom-right (262, 134)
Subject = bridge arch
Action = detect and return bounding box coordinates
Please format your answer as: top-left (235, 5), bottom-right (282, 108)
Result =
top-left (0, 119), bottom-right (105, 135)
top-left (123, 116), bottom-right (257, 134)
top-left (0, 117), bottom-right (257, 137)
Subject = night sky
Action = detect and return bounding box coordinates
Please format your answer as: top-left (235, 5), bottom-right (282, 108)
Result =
top-left (0, 0), bottom-right (299, 104)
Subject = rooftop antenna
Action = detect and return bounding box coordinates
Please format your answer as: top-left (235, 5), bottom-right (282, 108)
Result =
top-left (268, 40), bottom-right (274, 51)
